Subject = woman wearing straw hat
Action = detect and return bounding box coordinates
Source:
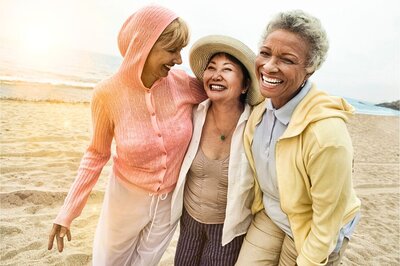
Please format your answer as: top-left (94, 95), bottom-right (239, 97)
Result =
top-left (170, 35), bottom-right (264, 265)
top-left (47, 5), bottom-right (206, 265)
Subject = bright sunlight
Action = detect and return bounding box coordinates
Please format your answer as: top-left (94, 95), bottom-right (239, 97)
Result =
top-left (19, 24), bottom-right (59, 55)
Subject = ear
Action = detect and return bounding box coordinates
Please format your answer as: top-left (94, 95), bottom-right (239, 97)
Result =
top-left (305, 67), bottom-right (314, 78)
top-left (246, 78), bottom-right (251, 90)
top-left (300, 69), bottom-right (314, 87)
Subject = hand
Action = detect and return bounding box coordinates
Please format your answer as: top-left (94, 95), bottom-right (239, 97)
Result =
top-left (48, 223), bottom-right (71, 252)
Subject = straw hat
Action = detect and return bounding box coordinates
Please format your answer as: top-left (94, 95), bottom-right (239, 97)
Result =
top-left (189, 35), bottom-right (264, 106)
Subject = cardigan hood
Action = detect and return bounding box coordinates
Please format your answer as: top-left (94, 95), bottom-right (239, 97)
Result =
top-left (116, 5), bottom-right (178, 87)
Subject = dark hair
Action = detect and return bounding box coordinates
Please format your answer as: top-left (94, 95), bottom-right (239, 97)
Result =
top-left (207, 52), bottom-right (250, 103)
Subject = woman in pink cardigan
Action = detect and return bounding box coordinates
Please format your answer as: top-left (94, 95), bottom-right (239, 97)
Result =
top-left (47, 5), bottom-right (205, 265)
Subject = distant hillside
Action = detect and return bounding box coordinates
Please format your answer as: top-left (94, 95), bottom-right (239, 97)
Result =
top-left (376, 100), bottom-right (400, 111)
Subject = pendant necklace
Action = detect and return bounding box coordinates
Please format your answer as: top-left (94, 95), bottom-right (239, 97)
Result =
top-left (210, 107), bottom-right (236, 141)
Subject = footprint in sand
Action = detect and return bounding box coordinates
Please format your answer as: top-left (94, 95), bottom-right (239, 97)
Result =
top-left (0, 225), bottom-right (23, 236)
top-left (65, 253), bottom-right (91, 265)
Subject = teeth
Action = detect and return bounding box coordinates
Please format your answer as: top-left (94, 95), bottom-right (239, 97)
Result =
top-left (210, 84), bottom-right (225, 91)
top-left (262, 75), bottom-right (282, 84)
top-left (165, 65), bottom-right (172, 69)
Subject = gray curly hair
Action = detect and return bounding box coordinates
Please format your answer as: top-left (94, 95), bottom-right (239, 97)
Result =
top-left (260, 10), bottom-right (329, 72)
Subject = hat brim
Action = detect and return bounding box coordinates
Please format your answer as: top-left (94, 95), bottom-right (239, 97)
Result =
top-left (189, 35), bottom-right (264, 106)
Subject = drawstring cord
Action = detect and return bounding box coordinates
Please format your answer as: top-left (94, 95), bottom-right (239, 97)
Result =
top-left (147, 193), bottom-right (168, 240)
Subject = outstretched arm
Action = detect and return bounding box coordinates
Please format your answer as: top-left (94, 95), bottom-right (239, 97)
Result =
top-left (48, 89), bottom-right (113, 252)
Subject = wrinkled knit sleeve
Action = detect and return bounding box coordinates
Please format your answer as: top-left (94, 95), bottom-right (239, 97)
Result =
top-left (188, 75), bottom-right (207, 103)
top-left (54, 89), bottom-right (113, 228)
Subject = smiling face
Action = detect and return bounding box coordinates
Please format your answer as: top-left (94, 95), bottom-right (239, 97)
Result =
top-left (141, 41), bottom-right (183, 88)
top-left (203, 53), bottom-right (246, 105)
top-left (256, 29), bottom-right (311, 109)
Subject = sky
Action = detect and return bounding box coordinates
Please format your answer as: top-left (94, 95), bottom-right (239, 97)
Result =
top-left (1, 0), bottom-right (399, 103)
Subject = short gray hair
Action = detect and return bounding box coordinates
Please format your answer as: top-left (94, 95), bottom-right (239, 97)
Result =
top-left (260, 10), bottom-right (329, 72)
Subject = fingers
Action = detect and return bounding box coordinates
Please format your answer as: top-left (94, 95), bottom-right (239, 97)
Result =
top-left (47, 224), bottom-right (58, 250)
top-left (48, 224), bottom-right (70, 252)
top-left (59, 226), bottom-right (67, 238)
top-left (60, 226), bottom-right (71, 241)
top-left (56, 230), bottom-right (64, 252)
top-left (66, 229), bottom-right (72, 242)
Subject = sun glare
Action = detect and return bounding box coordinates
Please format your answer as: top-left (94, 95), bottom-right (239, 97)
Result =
top-left (20, 26), bottom-right (56, 55)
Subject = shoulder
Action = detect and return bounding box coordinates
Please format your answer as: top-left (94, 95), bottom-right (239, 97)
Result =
top-left (166, 69), bottom-right (205, 102)
top-left (93, 77), bottom-right (116, 95)
top-left (166, 69), bottom-right (190, 83)
top-left (305, 117), bottom-right (352, 149)
top-left (90, 78), bottom-right (121, 113)
top-left (92, 76), bottom-right (125, 102)
top-left (167, 69), bottom-right (201, 87)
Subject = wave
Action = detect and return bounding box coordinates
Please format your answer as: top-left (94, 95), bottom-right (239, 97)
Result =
top-left (0, 96), bottom-right (90, 104)
top-left (0, 75), bottom-right (97, 90)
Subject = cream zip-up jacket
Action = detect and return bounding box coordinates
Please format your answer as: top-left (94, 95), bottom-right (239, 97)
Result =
top-left (244, 85), bottom-right (361, 266)
top-left (171, 99), bottom-right (254, 246)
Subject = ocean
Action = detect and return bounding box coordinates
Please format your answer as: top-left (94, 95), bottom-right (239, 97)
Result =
top-left (1, 44), bottom-right (399, 116)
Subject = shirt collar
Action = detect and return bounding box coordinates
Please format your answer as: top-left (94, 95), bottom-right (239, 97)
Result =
top-left (198, 98), bottom-right (211, 112)
top-left (265, 80), bottom-right (312, 126)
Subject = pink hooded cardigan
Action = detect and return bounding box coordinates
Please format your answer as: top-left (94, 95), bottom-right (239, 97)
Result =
top-left (55, 5), bottom-right (206, 228)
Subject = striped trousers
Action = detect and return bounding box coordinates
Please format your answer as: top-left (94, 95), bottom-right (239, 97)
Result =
top-left (174, 208), bottom-right (244, 266)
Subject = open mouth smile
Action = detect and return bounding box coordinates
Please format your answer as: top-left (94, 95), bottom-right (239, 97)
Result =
top-left (262, 75), bottom-right (283, 85)
top-left (209, 84), bottom-right (226, 91)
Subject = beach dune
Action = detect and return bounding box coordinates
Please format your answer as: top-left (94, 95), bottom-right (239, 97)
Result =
top-left (0, 99), bottom-right (399, 265)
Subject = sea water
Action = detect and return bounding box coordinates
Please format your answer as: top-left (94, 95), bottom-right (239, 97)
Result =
top-left (1, 44), bottom-right (398, 116)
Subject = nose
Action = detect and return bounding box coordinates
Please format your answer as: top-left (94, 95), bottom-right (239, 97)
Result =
top-left (263, 57), bottom-right (279, 73)
top-left (211, 71), bottom-right (222, 80)
top-left (173, 52), bottom-right (182, 65)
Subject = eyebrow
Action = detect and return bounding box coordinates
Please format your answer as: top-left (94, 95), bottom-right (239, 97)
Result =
top-left (281, 53), bottom-right (299, 59)
top-left (208, 60), bottom-right (236, 67)
top-left (261, 45), bottom-right (299, 56)
top-left (261, 47), bottom-right (299, 59)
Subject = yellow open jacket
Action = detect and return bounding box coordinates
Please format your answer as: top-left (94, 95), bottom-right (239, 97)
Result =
top-left (244, 84), bottom-right (361, 266)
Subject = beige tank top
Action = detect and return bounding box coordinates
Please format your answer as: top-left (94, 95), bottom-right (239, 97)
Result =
top-left (184, 148), bottom-right (229, 224)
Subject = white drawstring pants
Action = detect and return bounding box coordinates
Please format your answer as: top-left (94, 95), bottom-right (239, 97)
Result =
top-left (92, 175), bottom-right (178, 266)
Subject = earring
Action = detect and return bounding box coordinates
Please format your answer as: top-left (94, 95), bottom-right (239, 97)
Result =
top-left (241, 90), bottom-right (247, 94)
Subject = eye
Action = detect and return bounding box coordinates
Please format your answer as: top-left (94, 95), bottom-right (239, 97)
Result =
top-left (223, 67), bottom-right (233, 72)
top-left (282, 58), bottom-right (294, 64)
top-left (167, 48), bottom-right (180, 53)
top-left (259, 50), bottom-right (270, 57)
top-left (206, 65), bottom-right (216, 71)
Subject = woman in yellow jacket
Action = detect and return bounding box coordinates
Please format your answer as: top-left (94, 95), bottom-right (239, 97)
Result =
top-left (236, 10), bottom-right (361, 266)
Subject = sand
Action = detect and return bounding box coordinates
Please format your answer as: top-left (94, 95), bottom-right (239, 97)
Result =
top-left (0, 99), bottom-right (399, 265)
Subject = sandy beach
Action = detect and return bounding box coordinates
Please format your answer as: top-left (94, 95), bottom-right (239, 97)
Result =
top-left (0, 99), bottom-right (399, 265)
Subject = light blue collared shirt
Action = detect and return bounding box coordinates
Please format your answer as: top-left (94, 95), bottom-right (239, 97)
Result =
top-left (252, 80), bottom-right (312, 237)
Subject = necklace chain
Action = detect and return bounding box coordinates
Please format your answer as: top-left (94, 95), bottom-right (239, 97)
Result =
top-left (210, 107), bottom-right (237, 141)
